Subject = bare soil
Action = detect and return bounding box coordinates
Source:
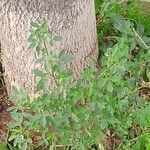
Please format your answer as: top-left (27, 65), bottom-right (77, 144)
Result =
top-left (0, 81), bottom-right (11, 141)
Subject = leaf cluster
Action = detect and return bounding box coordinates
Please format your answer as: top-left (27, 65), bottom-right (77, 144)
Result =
top-left (7, 1), bottom-right (150, 150)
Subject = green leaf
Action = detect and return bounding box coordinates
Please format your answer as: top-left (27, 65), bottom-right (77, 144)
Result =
top-left (8, 135), bottom-right (18, 142)
top-left (36, 46), bottom-right (42, 53)
top-left (58, 49), bottom-right (65, 59)
top-left (147, 72), bottom-right (150, 80)
top-left (100, 120), bottom-right (108, 130)
top-left (134, 29), bottom-right (149, 49)
top-left (49, 40), bottom-right (54, 46)
top-left (33, 69), bottom-right (46, 77)
top-left (49, 145), bottom-right (54, 150)
top-left (72, 113), bottom-right (78, 122)
top-left (130, 39), bottom-right (136, 50)
top-left (98, 144), bottom-right (105, 150)
top-left (10, 114), bottom-right (23, 127)
top-left (28, 37), bottom-right (37, 43)
top-left (98, 78), bottom-right (107, 89)
top-left (22, 141), bottom-right (27, 150)
top-left (136, 23), bottom-right (145, 36)
top-left (32, 113), bottom-right (42, 121)
top-left (106, 81), bottom-right (113, 92)
top-left (29, 42), bottom-right (37, 49)
top-left (135, 36), bottom-right (149, 49)
top-left (13, 135), bottom-right (25, 147)
top-left (35, 58), bottom-right (44, 64)
top-left (22, 112), bottom-right (31, 118)
top-left (30, 22), bottom-right (39, 28)
top-left (12, 86), bottom-right (19, 95)
top-left (7, 106), bottom-right (17, 112)
top-left (117, 89), bottom-right (126, 99)
top-left (16, 116), bottom-right (23, 126)
top-left (9, 121), bottom-right (19, 128)
top-left (53, 35), bottom-right (62, 41)
top-left (111, 13), bottom-right (126, 33)
top-left (10, 111), bottom-right (21, 121)
top-left (143, 36), bottom-right (150, 43)
top-left (40, 114), bottom-right (46, 128)
top-left (23, 121), bottom-right (32, 127)
top-left (19, 88), bottom-right (28, 99)
top-left (60, 53), bottom-right (74, 64)
top-left (80, 143), bottom-right (86, 150)
top-left (36, 78), bottom-right (48, 91)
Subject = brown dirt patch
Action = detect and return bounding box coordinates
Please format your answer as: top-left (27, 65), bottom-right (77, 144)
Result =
top-left (0, 81), bottom-right (11, 141)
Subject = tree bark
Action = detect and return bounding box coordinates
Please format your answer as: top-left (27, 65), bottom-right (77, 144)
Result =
top-left (0, 0), bottom-right (98, 97)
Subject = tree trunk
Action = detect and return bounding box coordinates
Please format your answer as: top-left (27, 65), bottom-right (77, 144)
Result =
top-left (0, 0), bottom-right (98, 97)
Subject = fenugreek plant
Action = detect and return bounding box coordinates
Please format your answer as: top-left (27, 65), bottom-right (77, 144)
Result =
top-left (7, 14), bottom-right (150, 150)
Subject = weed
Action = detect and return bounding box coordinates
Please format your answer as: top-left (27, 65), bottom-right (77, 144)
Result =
top-left (6, 1), bottom-right (150, 150)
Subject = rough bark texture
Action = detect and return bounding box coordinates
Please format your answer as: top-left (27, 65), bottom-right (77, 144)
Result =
top-left (0, 0), bottom-right (98, 97)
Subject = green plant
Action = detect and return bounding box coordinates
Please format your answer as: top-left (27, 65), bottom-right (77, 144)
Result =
top-left (96, 1), bottom-right (150, 149)
top-left (6, 2), bottom-right (150, 150)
